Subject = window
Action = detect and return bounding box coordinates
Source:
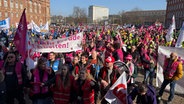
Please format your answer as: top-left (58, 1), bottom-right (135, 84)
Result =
top-left (39, 4), bottom-right (41, 13)
top-left (11, 13), bottom-right (13, 17)
top-left (29, 1), bottom-right (32, 12)
top-left (34, 2), bottom-right (37, 13)
top-left (15, 2), bottom-right (18, 8)
top-left (0, 0), bottom-right (2, 6)
top-left (20, 3), bottom-right (23, 9)
top-left (16, 13), bottom-right (18, 18)
top-left (5, 12), bottom-right (8, 18)
top-left (4, 0), bottom-right (7, 7)
top-left (46, 7), bottom-right (49, 14)
top-left (30, 8), bottom-right (32, 12)
top-left (10, 0), bottom-right (13, 8)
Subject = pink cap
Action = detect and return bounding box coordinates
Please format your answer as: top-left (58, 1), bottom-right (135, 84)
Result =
top-left (125, 54), bottom-right (132, 60)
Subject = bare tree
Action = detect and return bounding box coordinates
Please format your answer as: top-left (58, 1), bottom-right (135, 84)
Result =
top-left (72, 6), bottom-right (87, 25)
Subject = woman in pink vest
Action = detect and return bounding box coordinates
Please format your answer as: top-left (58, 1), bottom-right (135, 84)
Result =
top-left (28, 58), bottom-right (55, 104)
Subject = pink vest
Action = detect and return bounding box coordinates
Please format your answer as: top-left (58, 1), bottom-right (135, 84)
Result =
top-left (164, 59), bottom-right (180, 78)
top-left (31, 69), bottom-right (49, 94)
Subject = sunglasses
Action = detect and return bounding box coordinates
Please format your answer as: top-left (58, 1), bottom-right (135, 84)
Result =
top-left (8, 56), bottom-right (14, 59)
top-left (62, 68), bottom-right (67, 70)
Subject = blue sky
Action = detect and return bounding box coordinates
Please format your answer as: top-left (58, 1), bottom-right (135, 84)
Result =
top-left (50, 0), bottom-right (167, 16)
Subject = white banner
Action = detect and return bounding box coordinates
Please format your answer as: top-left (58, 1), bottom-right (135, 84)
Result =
top-left (0, 18), bottom-right (10, 29)
top-left (156, 46), bottom-right (184, 94)
top-left (30, 32), bottom-right (83, 53)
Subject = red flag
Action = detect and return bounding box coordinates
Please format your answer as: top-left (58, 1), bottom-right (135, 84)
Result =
top-left (13, 9), bottom-right (27, 61)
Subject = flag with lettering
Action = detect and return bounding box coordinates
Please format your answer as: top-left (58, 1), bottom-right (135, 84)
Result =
top-left (13, 9), bottom-right (27, 61)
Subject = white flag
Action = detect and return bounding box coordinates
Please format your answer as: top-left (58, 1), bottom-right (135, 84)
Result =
top-left (166, 15), bottom-right (176, 42)
top-left (175, 22), bottom-right (184, 47)
top-left (26, 34), bottom-right (37, 70)
top-left (27, 22), bottom-right (33, 29)
top-left (105, 72), bottom-right (127, 104)
top-left (40, 21), bottom-right (49, 32)
top-left (31, 20), bottom-right (41, 32)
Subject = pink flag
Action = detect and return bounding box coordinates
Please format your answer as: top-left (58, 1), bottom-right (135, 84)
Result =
top-left (115, 32), bottom-right (122, 43)
top-left (105, 72), bottom-right (127, 104)
top-left (13, 9), bottom-right (27, 61)
top-left (158, 25), bottom-right (163, 32)
top-left (139, 25), bottom-right (144, 32)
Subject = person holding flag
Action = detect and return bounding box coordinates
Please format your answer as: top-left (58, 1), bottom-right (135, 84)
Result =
top-left (98, 56), bottom-right (121, 104)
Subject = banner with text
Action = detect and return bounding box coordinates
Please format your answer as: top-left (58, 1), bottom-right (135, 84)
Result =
top-left (156, 46), bottom-right (184, 94)
top-left (0, 18), bottom-right (10, 29)
top-left (31, 32), bottom-right (83, 53)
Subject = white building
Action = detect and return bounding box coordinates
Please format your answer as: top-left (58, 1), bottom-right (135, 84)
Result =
top-left (88, 5), bottom-right (109, 23)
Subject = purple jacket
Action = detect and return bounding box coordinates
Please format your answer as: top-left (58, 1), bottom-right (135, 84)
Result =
top-left (127, 85), bottom-right (157, 104)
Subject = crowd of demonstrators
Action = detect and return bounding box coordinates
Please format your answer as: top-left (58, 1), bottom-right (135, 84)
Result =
top-left (0, 23), bottom-right (183, 104)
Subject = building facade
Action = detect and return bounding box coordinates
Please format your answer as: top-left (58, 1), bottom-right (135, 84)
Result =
top-left (88, 5), bottom-right (109, 24)
top-left (122, 10), bottom-right (166, 26)
top-left (0, 0), bottom-right (50, 28)
top-left (165, 0), bottom-right (184, 29)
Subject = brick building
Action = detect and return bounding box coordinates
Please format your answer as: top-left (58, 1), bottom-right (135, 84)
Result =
top-left (122, 10), bottom-right (166, 26)
top-left (0, 0), bottom-right (50, 27)
top-left (165, 0), bottom-right (184, 29)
